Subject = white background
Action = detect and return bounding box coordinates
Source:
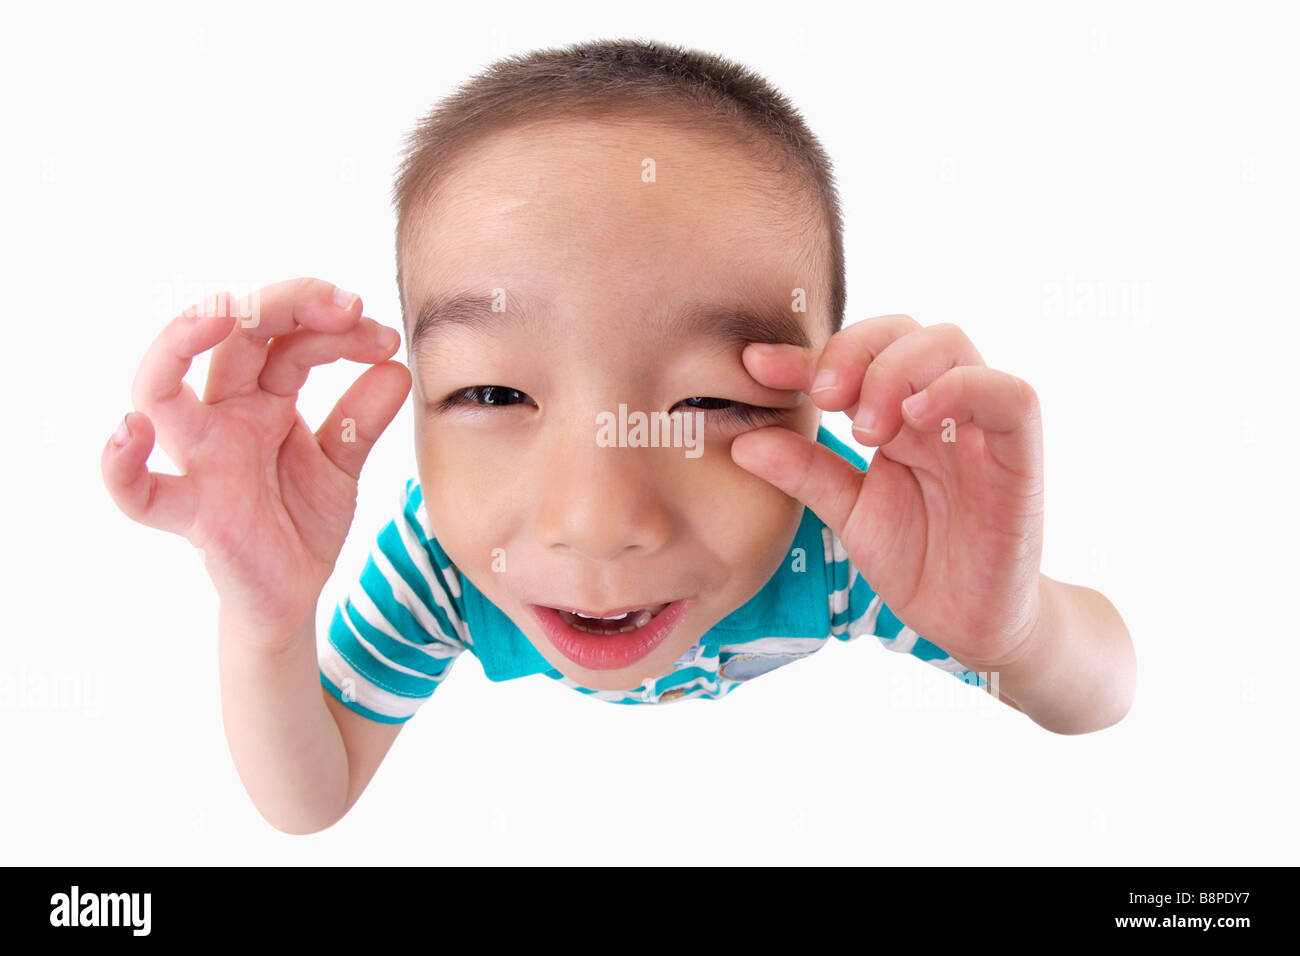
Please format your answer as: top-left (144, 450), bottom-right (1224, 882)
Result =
top-left (3, 0), bottom-right (1296, 864)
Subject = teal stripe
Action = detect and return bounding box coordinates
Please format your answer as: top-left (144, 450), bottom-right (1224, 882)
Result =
top-left (831, 572), bottom-right (876, 633)
top-left (354, 558), bottom-right (454, 661)
top-left (909, 634), bottom-right (951, 662)
top-left (828, 550), bottom-right (849, 596)
top-left (654, 665), bottom-right (718, 693)
top-left (357, 560), bottom-right (453, 654)
top-left (847, 573), bottom-right (874, 619)
top-left (954, 669), bottom-right (989, 689)
top-left (319, 670), bottom-right (412, 724)
top-left (396, 479), bottom-right (465, 627)
top-left (328, 604), bottom-right (442, 697)
top-left (403, 482), bottom-right (459, 579)
top-left (340, 600), bottom-right (454, 679)
top-left (875, 601), bottom-right (906, 640)
top-left (375, 523), bottom-right (460, 641)
top-left (420, 529), bottom-right (458, 577)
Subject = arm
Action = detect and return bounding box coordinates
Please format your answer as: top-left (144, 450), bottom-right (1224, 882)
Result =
top-left (979, 573), bottom-right (1136, 734)
top-left (218, 606), bottom-right (403, 834)
top-left (99, 278), bottom-right (412, 831)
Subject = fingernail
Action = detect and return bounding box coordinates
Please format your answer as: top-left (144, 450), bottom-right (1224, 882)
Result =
top-left (334, 286), bottom-right (358, 311)
top-left (377, 325), bottom-right (399, 349)
top-left (111, 415), bottom-right (131, 447)
top-left (902, 391), bottom-right (928, 420)
top-left (748, 343), bottom-right (779, 357)
top-left (811, 368), bottom-right (838, 394)
top-left (852, 405), bottom-right (876, 434)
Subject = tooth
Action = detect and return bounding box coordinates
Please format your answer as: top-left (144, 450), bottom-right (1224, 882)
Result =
top-left (558, 606), bottom-right (657, 635)
top-left (573, 609), bottom-right (643, 621)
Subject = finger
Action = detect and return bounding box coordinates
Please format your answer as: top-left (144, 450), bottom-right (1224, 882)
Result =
top-left (203, 277), bottom-right (365, 404)
top-left (730, 425), bottom-right (865, 541)
top-left (850, 322), bottom-right (986, 447)
top-left (901, 365), bottom-right (1043, 479)
top-left (812, 314), bottom-right (926, 416)
top-left (740, 342), bottom-right (820, 391)
top-left (259, 317), bottom-right (402, 397)
top-left (130, 297), bottom-right (236, 446)
top-left (316, 361), bottom-right (412, 481)
top-left (744, 315), bottom-right (923, 411)
top-left (101, 411), bottom-right (198, 536)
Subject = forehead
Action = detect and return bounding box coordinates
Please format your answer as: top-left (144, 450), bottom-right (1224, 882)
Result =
top-left (399, 117), bottom-right (825, 337)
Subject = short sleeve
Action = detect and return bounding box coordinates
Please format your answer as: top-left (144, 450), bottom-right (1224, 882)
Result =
top-left (824, 527), bottom-right (989, 689)
top-left (318, 478), bottom-right (469, 723)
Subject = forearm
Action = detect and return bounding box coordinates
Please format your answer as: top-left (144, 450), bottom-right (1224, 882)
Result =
top-left (985, 574), bottom-right (1136, 734)
top-left (217, 605), bottom-right (349, 833)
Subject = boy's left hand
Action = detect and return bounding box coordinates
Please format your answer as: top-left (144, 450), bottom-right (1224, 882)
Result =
top-left (732, 315), bottom-right (1045, 670)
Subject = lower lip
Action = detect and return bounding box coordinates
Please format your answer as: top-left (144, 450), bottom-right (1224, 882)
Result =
top-left (530, 599), bottom-right (692, 671)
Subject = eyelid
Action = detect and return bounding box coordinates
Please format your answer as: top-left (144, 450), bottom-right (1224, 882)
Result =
top-left (687, 401), bottom-right (785, 427)
top-left (436, 387), bottom-right (786, 427)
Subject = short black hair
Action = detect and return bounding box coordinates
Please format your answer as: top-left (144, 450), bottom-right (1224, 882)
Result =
top-left (393, 38), bottom-right (846, 335)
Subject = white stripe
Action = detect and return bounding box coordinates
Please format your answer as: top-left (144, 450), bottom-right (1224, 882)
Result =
top-left (925, 655), bottom-right (973, 675)
top-left (827, 537), bottom-right (863, 634)
top-left (845, 592), bottom-right (882, 640)
top-left (393, 510), bottom-right (471, 646)
top-left (343, 590), bottom-right (457, 674)
top-left (318, 638), bottom-right (436, 720)
top-left (411, 498), bottom-right (464, 603)
top-left (371, 541), bottom-right (468, 651)
top-left (828, 581), bottom-right (849, 617)
top-left (829, 532), bottom-right (850, 565)
top-left (718, 636), bottom-right (825, 656)
top-left (878, 624), bottom-right (919, 654)
top-left (348, 572), bottom-right (460, 661)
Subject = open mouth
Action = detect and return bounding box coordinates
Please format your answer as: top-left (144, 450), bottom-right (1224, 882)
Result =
top-left (529, 599), bottom-right (691, 671)
top-left (554, 603), bottom-right (672, 635)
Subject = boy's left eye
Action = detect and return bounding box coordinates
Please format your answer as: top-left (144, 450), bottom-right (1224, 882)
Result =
top-left (437, 386), bottom-right (783, 427)
top-left (673, 396), bottom-right (785, 427)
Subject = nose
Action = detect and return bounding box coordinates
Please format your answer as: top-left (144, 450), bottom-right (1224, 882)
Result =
top-left (533, 422), bottom-right (674, 562)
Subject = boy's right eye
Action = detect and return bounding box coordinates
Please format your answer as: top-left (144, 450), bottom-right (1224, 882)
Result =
top-left (436, 385), bottom-right (535, 414)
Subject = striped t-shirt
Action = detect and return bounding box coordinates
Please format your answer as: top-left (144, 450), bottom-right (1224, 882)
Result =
top-left (318, 428), bottom-right (988, 724)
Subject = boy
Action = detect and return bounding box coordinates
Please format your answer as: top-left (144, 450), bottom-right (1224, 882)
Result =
top-left (101, 40), bottom-right (1135, 834)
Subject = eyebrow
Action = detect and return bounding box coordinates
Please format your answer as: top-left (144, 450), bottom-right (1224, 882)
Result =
top-left (409, 292), bottom-right (812, 352)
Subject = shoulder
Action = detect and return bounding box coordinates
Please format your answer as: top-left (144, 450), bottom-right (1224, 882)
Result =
top-left (390, 479), bottom-right (454, 573)
top-left (364, 478), bottom-right (468, 625)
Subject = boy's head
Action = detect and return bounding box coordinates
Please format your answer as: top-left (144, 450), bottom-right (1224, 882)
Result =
top-left (390, 39), bottom-right (846, 691)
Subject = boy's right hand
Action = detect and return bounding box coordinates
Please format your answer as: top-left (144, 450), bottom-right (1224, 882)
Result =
top-left (101, 277), bottom-right (411, 646)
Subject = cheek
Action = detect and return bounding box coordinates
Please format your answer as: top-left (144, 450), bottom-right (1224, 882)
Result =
top-left (675, 447), bottom-right (805, 561)
top-left (414, 421), bottom-right (809, 577)
top-left (413, 432), bottom-right (507, 573)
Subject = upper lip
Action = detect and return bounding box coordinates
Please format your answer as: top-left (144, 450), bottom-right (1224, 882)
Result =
top-left (536, 601), bottom-right (675, 618)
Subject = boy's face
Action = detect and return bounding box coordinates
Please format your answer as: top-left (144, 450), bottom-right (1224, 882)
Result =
top-left (399, 117), bottom-right (830, 692)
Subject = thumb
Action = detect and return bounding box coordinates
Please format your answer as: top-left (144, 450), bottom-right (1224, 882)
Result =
top-left (730, 426), bottom-right (865, 541)
top-left (316, 360), bottom-right (412, 480)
